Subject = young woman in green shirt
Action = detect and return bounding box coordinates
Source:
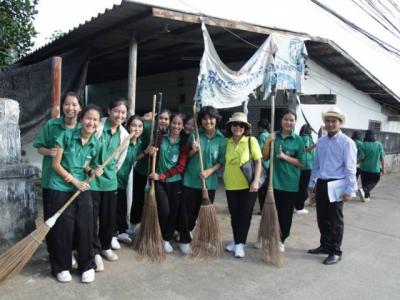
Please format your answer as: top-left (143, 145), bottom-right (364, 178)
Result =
top-left (130, 109), bottom-right (171, 235)
top-left (115, 115), bottom-right (143, 243)
top-left (47, 104), bottom-right (103, 283)
top-left (223, 112), bottom-right (262, 258)
top-left (33, 92), bottom-right (82, 221)
top-left (90, 99), bottom-right (129, 268)
top-left (149, 114), bottom-right (190, 254)
top-left (359, 130), bottom-right (385, 202)
top-left (295, 124), bottom-right (315, 214)
top-left (263, 110), bottom-right (306, 252)
top-left (183, 106), bottom-right (226, 235)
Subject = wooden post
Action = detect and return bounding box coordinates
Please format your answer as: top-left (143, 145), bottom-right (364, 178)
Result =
top-left (127, 35), bottom-right (138, 116)
top-left (51, 57), bottom-right (62, 118)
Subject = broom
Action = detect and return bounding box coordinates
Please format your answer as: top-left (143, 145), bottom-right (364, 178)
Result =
top-left (190, 104), bottom-right (222, 259)
top-left (0, 128), bottom-right (136, 284)
top-left (133, 93), bottom-right (165, 262)
top-left (257, 87), bottom-right (283, 267)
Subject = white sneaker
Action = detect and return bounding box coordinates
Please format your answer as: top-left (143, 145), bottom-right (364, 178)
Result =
top-left (224, 240), bottom-right (235, 253)
top-left (111, 236), bottom-right (121, 250)
top-left (71, 252), bottom-right (78, 269)
top-left (94, 254), bottom-right (104, 272)
top-left (364, 197), bottom-right (370, 202)
top-left (81, 268), bottom-right (95, 283)
top-left (56, 270), bottom-right (72, 283)
top-left (278, 242), bottom-right (285, 253)
top-left (117, 232), bottom-right (132, 243)
top-left (101, 249), bottom-right (118, 261)
top-left (179, 243), bottom-right (191, 255)
top-left (295, 208), bottom-right (309, 215)
top-left (358, 188), bottom-right (365, 201)
top-left (163, 241), bottom-right (173, 253)
top-left (234, 244), bottom-right (245, 258)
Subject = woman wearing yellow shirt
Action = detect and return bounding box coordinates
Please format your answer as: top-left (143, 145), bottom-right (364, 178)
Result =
top-left (223, 112), bottom-right (262, 258)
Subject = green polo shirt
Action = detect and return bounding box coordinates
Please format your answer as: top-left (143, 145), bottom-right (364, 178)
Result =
top-left (91, 119), bottom-right (121, 191)
top-left (223, 136), bottom-right (262, 191)
top-left (354, 139), bottom-right (364, 160)
top-left (157, 134), bottom-right (182, 183)
top-left (48, 128), bottom-right (99, 192)
top-left (33, 117), bottom-right (80, 188)
top-left (135, 122), bottom-right (152, 176)
top-left (258, 131), bottom-right (270, 170)
top-left (300, 135), bottom-right (315, 170)
top-left (272, 130), bottom-right (306, 192)
top-left (183, 128), bottom-right (226, 190)
top-left (360, 141), bottom-right (384, 173)
top-left (117, 139), bottom-right (143, 189)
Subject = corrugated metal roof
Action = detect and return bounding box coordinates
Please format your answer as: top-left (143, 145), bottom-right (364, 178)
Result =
top-left (14, 0), bottom-right (400, 112)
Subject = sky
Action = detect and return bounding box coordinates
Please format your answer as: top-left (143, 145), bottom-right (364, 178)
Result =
top-left (32, 0), bottom-right (400, 97)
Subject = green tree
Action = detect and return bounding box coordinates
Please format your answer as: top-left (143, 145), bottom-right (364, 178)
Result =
top-left (0, 0), bottom-right (39, 66)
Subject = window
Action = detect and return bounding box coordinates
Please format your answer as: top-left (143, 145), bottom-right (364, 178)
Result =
top-left (368, 120), bottom-right (382, 132)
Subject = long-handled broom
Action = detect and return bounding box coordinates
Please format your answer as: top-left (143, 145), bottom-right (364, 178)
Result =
top-left (0, 129), bottom-right (136, 284)
top-left (133, 93), bottom-right (165, 262)
top-left (257, 87), bottom-right (283, 267)
top-left (190, 104), bottom-right (222, 259)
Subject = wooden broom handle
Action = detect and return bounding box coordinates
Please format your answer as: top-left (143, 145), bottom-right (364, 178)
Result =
top-left (193, 105), bottom-right (208, 191)
top-left (268, 91), bottom-right (275, 187)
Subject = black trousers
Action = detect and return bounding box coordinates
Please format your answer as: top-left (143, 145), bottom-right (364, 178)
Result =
top-left (258, 168), bottom-right (269, 212)
top-left (182, 186), bottom-right (216, 232)
top-left (360, 171), bottom-right (380, 198)
top-left (47, 189), bottom-right (95, 275)
top-left (226, 189), bottom-right (257, 244)
top-left (316, 179), bottom-right (344, 256)
top-left (116, 188), bottom-right (129, 233)
top-left (92, 190), bottom-right (117, 253)
top-left (130, 171), bottom-right (147, 225)
top-left (274, 189), bottom-right (296, 243)
top-left (156, 181), bottom-right (190, 242)
top-left (356, 167), bottom-right (361, 180)
top-left (295, 170), bottom-right (311, 210)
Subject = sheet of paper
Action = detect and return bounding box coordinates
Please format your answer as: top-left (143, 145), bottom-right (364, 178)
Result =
top-left (327, 179), bottom-right (348, 203)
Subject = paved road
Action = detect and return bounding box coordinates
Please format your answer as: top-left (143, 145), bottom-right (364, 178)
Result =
top-left (1, 173), bottom-right (399, 300)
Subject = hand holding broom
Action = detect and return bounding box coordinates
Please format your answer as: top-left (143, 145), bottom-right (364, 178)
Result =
top-left (190, 104), bottom-right (222, 259)
top-left (0, 127), bottom-right (137, 284)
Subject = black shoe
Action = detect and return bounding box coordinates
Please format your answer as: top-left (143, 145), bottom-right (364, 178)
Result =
top-left (323, 254), bottom-right (341, 265)
top-left (308, 246), bottom-right (329, 255)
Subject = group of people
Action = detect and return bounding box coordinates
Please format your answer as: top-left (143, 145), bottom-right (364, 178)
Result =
top-left (34, 92), bottom-right (385, 283)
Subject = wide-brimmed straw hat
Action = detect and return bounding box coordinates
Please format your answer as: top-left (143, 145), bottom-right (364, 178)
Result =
top-left (321, 106), bottom-right (346, 124)
top-left (226, 112), bottom-right (252, 128)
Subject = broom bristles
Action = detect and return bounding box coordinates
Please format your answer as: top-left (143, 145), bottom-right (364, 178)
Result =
top-left (257, 186), bottom-right (283, 267)
top-left (133, 187), bottom-right (165, 262)
top-left (0, 223), bottom-right (50, 283)
top-left (190, 199), bottom-right (222, 259)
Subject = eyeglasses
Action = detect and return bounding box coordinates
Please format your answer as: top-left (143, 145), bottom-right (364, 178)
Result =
top-left (231, 122), bottom-right (246, 128)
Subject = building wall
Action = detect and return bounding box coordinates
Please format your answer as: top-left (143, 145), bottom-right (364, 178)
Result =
top-left (23, 57), bottom-right (400, 170)
top-left (87, 58), bottom-right (400, 135)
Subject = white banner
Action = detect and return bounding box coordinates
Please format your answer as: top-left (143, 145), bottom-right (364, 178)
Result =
top-left (194, 22), bottom-right (277, 111)
top-left (273, 34), bottom-right (308, 93)
top-left (194, 24), bottom-right (308, 110)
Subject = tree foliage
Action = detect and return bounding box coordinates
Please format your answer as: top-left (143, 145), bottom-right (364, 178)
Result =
top-left (0, 0), bottom-right (39, 66)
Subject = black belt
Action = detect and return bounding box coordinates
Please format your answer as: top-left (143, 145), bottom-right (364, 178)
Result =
top-left (318, 178), bottom-right (344, 183)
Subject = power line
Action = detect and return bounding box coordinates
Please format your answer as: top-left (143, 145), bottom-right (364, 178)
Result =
top-left (310, 0), bottom-right (400, 58)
